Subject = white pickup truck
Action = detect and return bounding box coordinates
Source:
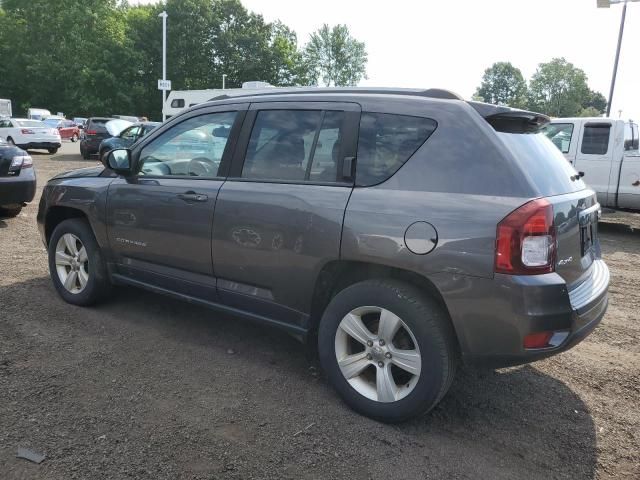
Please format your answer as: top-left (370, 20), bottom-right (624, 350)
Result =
top-left (544, 117), bottom-right (640, 210)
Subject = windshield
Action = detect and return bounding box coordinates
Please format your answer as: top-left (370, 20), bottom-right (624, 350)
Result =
top-left (498, 132), bottom-right (586, 196)
top-left (17, 120), bottom-right (46, 128)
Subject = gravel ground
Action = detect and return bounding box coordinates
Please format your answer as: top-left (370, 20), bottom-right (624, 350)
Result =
top-left (1, 143), bottom-right (639, 479)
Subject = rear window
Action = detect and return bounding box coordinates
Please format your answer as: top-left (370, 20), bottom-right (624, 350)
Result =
top-left (498, 132), bottom-right (585, 196)
top-left (581, 123), bottom-right (611, 155)
top-left (543, 123), bottom-right (574, 153)
top-left (356, 112), bottom-right (437, 186)
top-left (17, 120), bottom-right (45, 127)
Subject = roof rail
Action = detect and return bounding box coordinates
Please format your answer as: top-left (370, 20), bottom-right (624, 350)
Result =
top-left (207, 87), bottom-right (464, 102)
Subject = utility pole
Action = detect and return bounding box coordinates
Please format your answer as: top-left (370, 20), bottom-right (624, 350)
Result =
top-left (159, 11), bottom-right (168, 121)
top-left (607, 0), bottom-right (627, 117)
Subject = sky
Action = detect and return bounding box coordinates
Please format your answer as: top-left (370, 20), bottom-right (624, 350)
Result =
top-left (132, 0), bottom-right (640, 121)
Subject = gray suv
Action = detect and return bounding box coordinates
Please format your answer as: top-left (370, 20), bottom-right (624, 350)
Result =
top-left (37, 88), bottom-right (609, 422)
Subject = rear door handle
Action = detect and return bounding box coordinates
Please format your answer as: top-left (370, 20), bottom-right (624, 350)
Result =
top-left (177, 192), bottom-right (208, 202)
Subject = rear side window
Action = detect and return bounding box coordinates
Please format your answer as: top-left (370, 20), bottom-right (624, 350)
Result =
top-left (581, 123), bottom-right (611, 155)
top-left (242, 109), bottom-right (345, 183)
top-left (498, 132), bottom-right (585, 196)
top-left (543, 123), bottom-right (574, 153)
top-left (356, 113), bottom-right (436, 186)
top-left (171, 99), bottom-right (185, 108)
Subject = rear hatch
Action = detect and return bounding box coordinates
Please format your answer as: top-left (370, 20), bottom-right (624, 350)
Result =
top-left (86, 119), bottom-right (112, 141)
top-left (477, 105), bottom-right (599, 288)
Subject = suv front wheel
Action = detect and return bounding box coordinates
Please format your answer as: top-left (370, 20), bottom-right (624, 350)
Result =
top-left (318, 279), bottom-right (457, 423)
top-left (48, 218), bottom-right (111, 306)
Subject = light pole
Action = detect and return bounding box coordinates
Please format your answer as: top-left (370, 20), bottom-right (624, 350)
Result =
top-left (222, 74), bottom-right (227, 90)
top-left (597, 0), bottom-right (639, 117)
top-left (159, 11), bottom-right (168, 121)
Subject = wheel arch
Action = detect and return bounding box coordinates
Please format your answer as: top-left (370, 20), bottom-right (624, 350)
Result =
top-left (44, 206), bottom-right (89, 246)
top-left (308, 260), bottom-right (461, 355)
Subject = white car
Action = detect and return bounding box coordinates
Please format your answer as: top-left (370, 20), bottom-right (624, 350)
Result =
top-left (0, 118), bottom-right (62, 154)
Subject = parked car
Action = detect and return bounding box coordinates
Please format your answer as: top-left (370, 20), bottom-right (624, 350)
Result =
top-left (79, 117), bottom-right (131, 159)
top-left (37, 88), bottom-right (609, 422)
top-left (544, 117), bottom-right (640, 210)
top-left (0, 138), bottom-right (35, 217)
top-left (0, 118), bottom-right (61, 154)
top-left (44, 118), bottom-right (81, 142)
top-left (98, 121), bottom-right (160, 159)
top-left (0, 99), bottom-right (12, 118)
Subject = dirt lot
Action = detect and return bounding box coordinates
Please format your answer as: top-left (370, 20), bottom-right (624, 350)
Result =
top-left (1, 143), bottom-right (639, 479)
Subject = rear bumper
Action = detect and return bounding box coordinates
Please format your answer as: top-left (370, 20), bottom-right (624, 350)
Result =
top-left (0, 168), bottom-right (37, 205)
top-left (19, 141), bottom-right (61, 150)
top-left (81, 138), bottom-right (103, 153)
top-left (431, 259), bottom-right (609, 368)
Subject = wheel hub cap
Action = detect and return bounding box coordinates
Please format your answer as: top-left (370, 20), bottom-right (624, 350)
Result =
top-left (54, 233), bottom-right (89, 294)
top-left (334, 306), bottom-right (422, 403)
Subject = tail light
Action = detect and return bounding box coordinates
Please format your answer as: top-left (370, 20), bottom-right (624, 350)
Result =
top-left (86, 130), bottom-right (97, 136)
top-left (21, 129), bottom-right (34, 134)
top-left (9, 154), bottom-right (32, 171)
top-left (495, 198), bottom-right (556, 275)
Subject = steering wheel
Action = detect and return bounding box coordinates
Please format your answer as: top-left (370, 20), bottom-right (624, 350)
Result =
top-left (188, 157), bottom-right (217, 176)
top-left (140, 156), bottom-right (171, 176)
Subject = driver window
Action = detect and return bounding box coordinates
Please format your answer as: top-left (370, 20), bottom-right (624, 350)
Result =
top-left (138, 111), bottom-right (237, 177)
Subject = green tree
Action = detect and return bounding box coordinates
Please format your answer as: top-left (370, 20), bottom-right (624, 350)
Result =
top-left (583, 90), bottom-right (607, 114)
top-left (527, 58), bottom-right (593, 117)
top-left (474, 62), bottom-right (527, 108)
top-left (578, 106), bottom-right (603, 118)
top-left (303, 24), bottom-right (367, 87)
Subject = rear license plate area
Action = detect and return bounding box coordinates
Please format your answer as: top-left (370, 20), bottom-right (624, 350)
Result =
top-left (579, 208), bottom-right (599, 257)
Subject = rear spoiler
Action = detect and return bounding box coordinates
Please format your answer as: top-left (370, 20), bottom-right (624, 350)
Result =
top-left (468, 101), bottom-right (550, 134)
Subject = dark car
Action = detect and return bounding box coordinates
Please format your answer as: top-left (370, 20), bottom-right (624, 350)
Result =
top-left (79, 118), bottom-right (131, 159)
top-left (37, 88), bottom-right (609, 422)
top-left (98, 122), bottom-right (160, 159)
top-left (44, 119), bottom-right (80, 142)
top-left (0, 138), bottom-right (36, 217)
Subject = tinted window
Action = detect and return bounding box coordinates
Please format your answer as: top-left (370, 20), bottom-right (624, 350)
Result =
top-left (543, 123), bottom-right (574, 153)
top-left (498, 132), bottom-right (585, 196)
top-left (139, 111), bottom-right (236, 177)
top-left (242, 109), bottom-right (345, 182)
top-left (581, 124), bottom-right (611, 155)
top-left (356, 112), bottom-right (437, 186)
top-left (171, 99), bottom-right (185, 108)
top-left (120, 126), bottom-right (141, 140)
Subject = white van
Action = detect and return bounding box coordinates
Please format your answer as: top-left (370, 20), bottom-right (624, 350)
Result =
top-left (0, 99), bottom-right (12, 118)
top-left (27, 108), bottom-right (52, 121)
top-left (163, 81), bottom-right (274, 118)
top-left (544, 117), bottom-right (639, 210)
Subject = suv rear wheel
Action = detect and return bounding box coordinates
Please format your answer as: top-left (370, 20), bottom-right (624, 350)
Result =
top-left (318, 279), bottom-right (457, 423)
top-left (48, 218), bottom-right (111, 305)
top-left (0, 205), bottom-right (22, 217)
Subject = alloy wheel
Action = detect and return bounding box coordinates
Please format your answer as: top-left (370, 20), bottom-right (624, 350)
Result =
top-left (335, 306), bottom-right (421, 403)
top-left (55, 233), bottom-right (89, 294)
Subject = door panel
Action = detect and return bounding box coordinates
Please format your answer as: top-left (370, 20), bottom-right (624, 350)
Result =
top-left (574, 121), bottom-right (615, 206)
top-left (618, 153), bottom-right (640, 209)
top-left (212, 101), bottom-right (360, 325)
top-left (106, 107), bottom-right (245, 299)
top-left (213, 182), bottom-right (352, 322)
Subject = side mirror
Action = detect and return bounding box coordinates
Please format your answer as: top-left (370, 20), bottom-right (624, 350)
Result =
top-left (104, 149), bottom-right (133, 175)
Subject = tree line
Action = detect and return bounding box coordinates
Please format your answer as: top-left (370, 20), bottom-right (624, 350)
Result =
top-left (474, 58), bottom-right (607, 117)
top-left (0, 0), bottom-right (367, 120)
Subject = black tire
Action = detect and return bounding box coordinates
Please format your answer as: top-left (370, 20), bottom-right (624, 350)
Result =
top-left (81, 145), bottom-right (90, 160)
top-left (318, 279), bottom-right (457, 423)
top-left (48, 218), bottom-right (111, 306)
top-left (0, 206), bottom-right (22, 218)
top-left (48, 148), bottom-right (58, 154)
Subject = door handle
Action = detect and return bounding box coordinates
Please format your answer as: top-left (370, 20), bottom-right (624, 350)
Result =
top-left (177, 192), bottom-right (208, 202)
